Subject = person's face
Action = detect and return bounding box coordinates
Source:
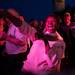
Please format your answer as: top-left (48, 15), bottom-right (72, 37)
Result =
top-left (33, 20), bottom-right (38, 28)
top-left (0, 19), bottom-right (5, 32)
top-left (19, 16), bottom-right (24, 21)
top-left (64, 14), bottom-right (71, 24)
top-left (40, 21), bottom-right (43, 26)
top-left (45, 16), bottom-right (56, 33)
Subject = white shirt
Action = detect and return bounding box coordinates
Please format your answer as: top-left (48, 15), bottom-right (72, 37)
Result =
top-left (22, 40), bottom-right (53, 73)
top-left (5, 23), bottom-right (27, 54)
top-left (22, 31), bottom-right (65, 73)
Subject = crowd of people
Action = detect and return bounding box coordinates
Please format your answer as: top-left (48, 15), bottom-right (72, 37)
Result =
top-left (0, 9), bottom-right (75, 75)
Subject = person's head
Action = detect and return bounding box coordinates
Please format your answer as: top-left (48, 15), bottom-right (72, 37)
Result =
top-left (7, 9), bottom-right (20, 18)
top-left (64, 12), bottom-right (71, 25)
top-left (39, 20), bottom-right (43, 27)
top-left (29, 19), bottom-right (38, 29)
top-left (5, 10), bottom-right (22, 27)
top-left (19, 16), bottom-right (25, 21)
top-left (45, 15), bottom-right (57, 33)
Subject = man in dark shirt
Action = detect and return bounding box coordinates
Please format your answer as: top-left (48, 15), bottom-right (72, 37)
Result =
top-left (58, 12), bottom-right (75, 70)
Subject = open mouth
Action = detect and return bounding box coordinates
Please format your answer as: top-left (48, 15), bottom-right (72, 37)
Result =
top-left (48, 24), bottom-right (54, 29)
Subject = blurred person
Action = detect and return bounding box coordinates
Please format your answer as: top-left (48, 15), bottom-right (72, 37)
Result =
top-left (18, 16), bottom-right (37, 59)
top-left (71, 13), bottom-right (75, 38)
top-left (58, 12), bottom-right (75, 69)
top-left (38, 20), bottom-right (45, 32)
top-left (0, 18), bottom-right (6, 58)
top-left (7, 8), bottom-right (20, 18)
top-left (29, 19), bottom-right (38, 30)
top-left (7, 9), bottom-right (37, 47)
top-left (0, 11), bottom-right (28, 73)
top-left (22, 15), bottom-right (65, 74)
top-left (7, 9), bottom-right (37, 60)
top-left (36, 20), bottom-right (45, 40)
top-left (24, 19), bottom-right (38, 47)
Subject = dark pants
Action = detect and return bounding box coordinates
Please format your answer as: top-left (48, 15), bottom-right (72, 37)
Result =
top-left (0, 45), bottom-right (5, 58)
top-left (1, 52), bottom-right (27, 74)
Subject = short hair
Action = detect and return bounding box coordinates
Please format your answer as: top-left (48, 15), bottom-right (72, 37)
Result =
top-left (64, 12), bottom-right (71, 17)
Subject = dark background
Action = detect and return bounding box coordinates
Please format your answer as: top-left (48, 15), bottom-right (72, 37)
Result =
top-left (0, 0), bottom-right (75, 21)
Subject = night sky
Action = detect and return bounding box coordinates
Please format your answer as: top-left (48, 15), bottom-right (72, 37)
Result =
top-left (0, 0), bottom-right (75, 21)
